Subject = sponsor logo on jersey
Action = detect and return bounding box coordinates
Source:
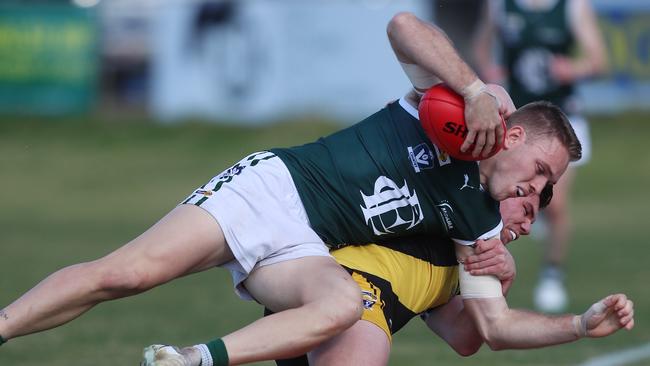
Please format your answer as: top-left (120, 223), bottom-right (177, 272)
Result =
top-left (435, 200), bottom-right (455, 231)
top-left (432, 144), bottom-right (451, 167)
top-left (360, 176), bottom-right (424, 236)
top-left (459, 174), bottom-right (477, 191)
top-left (407, 144), bottom-right (434, 173)
top-left (194, 189), bottom-right (213, 196)
top-left (210, 151), bottom-right (275, 192)
top-left (361, 290), bottom-right (377, 309)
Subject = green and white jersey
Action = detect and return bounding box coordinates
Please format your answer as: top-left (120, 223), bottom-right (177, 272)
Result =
top-left (271, 98), bottom-right (502, 247)
top-left (495, 0), bottom-right (577, 113)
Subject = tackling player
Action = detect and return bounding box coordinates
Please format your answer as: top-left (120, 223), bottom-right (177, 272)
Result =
top-left (143, 187), bottom-right (634, 366)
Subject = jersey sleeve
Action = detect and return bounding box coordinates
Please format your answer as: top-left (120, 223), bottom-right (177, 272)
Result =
top-left (452, 220), bottom-right (503, 246)
top-left (446, 187), bottom-right (503, 246)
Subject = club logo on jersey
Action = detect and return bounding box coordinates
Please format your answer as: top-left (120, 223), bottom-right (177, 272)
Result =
top-left (459, 174), bottom-right (477, 191)
top-left (435, 200), bottom-right (455, 231)
top-left (407, 144), bottom-right (434, 173)
top-left (360, 176), bottom-right (424, 236)
top-left (432, 144), bottom-right (451, 167)
top-left (361, 290), bottom-right (377, 309)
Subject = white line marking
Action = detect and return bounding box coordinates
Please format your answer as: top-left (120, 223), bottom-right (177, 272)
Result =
top-left (579, 343), bottom-right (650, 366)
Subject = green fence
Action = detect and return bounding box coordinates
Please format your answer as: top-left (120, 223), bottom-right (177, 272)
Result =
top-left (0, 3), bottom-right (98, 115)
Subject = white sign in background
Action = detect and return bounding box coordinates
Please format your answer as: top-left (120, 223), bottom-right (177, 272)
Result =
top-left (150, 0), bottom-right (430, 125)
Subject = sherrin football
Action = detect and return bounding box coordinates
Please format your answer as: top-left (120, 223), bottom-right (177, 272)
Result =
top-left (418, 84), bottom-right (505, 161)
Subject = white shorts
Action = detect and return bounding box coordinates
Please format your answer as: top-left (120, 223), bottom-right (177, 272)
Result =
top-left (182, 151), bottom-right (331, 300)
top-left (569, 115), bottom-right (590, 167)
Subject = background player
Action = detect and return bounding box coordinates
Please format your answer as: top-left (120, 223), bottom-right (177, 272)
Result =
top-left (473, 0), bottom-right (608, 312)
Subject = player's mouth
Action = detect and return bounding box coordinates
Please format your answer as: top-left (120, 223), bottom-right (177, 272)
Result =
top-left (501, 228), bottom-right (518, 244)
top-left (509, 229), bottom-right (518, 242)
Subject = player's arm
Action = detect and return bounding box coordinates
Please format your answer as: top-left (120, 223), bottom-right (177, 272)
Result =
top-left (551, 0), bottom-right (608, 83)
top-left (423, 296), bottom-right (483, 356)
top-left (386, 12), bottom-right (504, 158)
top-left (423, 237), bottom-right (516, 356)
top-left (472, 1), bottom-right (505, 83)
top-left (455, 243), bottom-right (635, 350)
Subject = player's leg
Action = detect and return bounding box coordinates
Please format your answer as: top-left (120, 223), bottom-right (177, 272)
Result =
top-left (535, 168), bottom-right (574, 312)
top-left (0, 204), bottom-right (231, 340)
top-left (223, 256), bottom-right (363, 364)
top-left (309, 320), bottom-right (391, 366)
top-left (145, 256), bottom-right (363, 366)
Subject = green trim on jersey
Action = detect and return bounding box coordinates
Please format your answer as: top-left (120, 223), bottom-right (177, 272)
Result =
top-left (499, 0), bottom-right (576, 111)
top-left (271, 99), bottom-right (501, 247)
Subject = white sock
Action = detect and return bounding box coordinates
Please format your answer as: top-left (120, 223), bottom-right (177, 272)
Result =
top-left (193, 344), bottom-right (213, 366)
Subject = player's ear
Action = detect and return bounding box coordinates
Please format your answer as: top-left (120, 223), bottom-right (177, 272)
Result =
top-left (502, 126), bottom-right (526, 149)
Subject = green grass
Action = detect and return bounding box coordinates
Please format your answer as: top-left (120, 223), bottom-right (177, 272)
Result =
top-left (0, 113), bottom-right (649, 365)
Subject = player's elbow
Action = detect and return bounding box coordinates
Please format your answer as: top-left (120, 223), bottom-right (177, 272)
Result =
top-left (473, 319), bottom-right (508, 351)
top-left (480, 328), bottom-right (509, 351)
top-left (387, 12), bottom-right (417, 38)
top-left (452, 342), bottom-right (481, 357)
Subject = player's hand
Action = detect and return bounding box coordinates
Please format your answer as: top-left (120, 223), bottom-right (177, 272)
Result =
top-left (550, 55), bottom-right (575, 84)
top-left (580, 294), bottom-right (635, 338)
top-left (486, 83), bottom-right (516, 119)
top-left (461, 81), bottom-right (505, 158)
top-left (463, 238), bottom-right (515, 294)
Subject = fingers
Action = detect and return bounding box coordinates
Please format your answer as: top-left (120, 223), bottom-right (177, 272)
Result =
top-left (473, 238), bottom-right (502, 254)
top-left (482, 129), bottom-right (496, 158)
top-left (617, 299), bottom-right (634, 328)
top-left (465, 252), bottom-right (502, 265)
top-left (461, 90), bottom-right (503, 156)
top-left (602, 294), bottom-right (635, 330)
top-left (460, 130), bottom-right (477, 153)
top-left (465, 256), bottom-right (501, 270)
top-left (468, 264), bottom-right (510, 277)
top-left (471, 130), bottom-right (487, 158)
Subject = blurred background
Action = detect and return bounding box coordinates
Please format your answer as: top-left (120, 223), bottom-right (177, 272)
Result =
top-left (0, 0), bottom-right (648, 365)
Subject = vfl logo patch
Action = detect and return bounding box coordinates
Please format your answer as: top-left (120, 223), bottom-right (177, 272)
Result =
top-left (360, 176), bottom-right (424, 236)
top-left (362, 290), bottom-right (377, 309)
top-left (435, 200), bottom-right (455, 231)
top-left (432, 144), bottom-right (451, 167)
top-left (407, 144), bottom-right (434, 173)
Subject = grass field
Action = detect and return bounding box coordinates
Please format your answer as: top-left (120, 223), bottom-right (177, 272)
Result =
top-left (0, 112), bottom-right (648, 365)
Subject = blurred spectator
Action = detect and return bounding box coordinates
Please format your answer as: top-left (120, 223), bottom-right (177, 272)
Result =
top-left (473, 0), bottom-right (608, 313)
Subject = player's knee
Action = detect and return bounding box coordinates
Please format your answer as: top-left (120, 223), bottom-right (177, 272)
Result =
top-left (317, 285), bottom-right (363, 336)
top-left (93, 261), bottom-right (154, 297)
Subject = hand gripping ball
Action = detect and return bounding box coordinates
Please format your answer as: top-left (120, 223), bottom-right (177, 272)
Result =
top-left (418, 84), bottom-right (506, 161)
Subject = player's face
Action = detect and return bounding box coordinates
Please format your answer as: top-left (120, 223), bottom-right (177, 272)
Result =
top-left (484, 127), bottom-right (569, 201)
top-left (498, 195), bottom-right (539, 245)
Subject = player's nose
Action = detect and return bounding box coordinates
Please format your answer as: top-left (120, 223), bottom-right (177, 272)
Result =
top-left (529, 176), bottom-right (547, 195)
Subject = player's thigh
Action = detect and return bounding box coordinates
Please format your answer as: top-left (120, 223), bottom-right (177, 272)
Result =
top-left (244, 256), bottom-right (361, 312)
top-left (309, 320), bottom-right (391, 366)
top-left (546, 167), bottom-right (575, 215)
top-left (98, 204), bottom-right (232, 286)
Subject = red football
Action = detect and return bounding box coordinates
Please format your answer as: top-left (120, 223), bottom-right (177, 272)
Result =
top-left (418, 84), bottom-right (505, 161)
